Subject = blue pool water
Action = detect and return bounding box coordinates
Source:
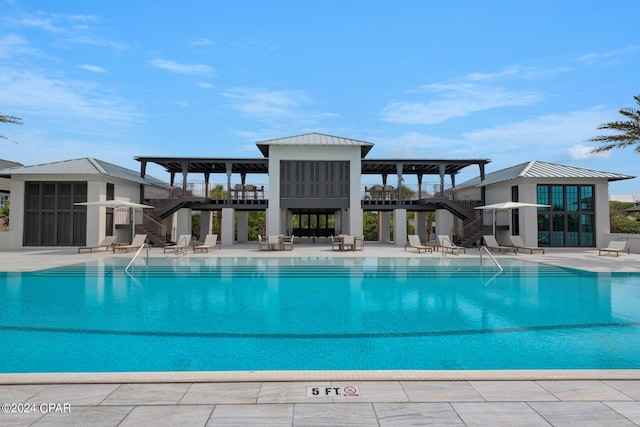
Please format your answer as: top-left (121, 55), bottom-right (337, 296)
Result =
top-left (1, 257), bottom-right (640, 373)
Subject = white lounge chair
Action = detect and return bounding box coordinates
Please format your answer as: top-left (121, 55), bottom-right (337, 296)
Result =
top-left (405, 235), bottom-right (433, 253)
top-left (193, 234), bottom-right (220, 253)
top-left (509, 235), bottom-right (545, 254)
top-left (483, 235), bottom-right (518, 254)
top-left (113, 234), bottom-right (147, 253)
top-left (599, 240), bottom-right (630, 257)
top-left (437, 235), bottom-right (466, 255)
top-left (78, 236), bottom-right (117, 253)
top-left (163, 234), bottom-right (191, 253)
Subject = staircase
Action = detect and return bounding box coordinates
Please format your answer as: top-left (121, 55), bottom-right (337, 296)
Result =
top-left (458, 212), bottom-right (493, 248)
top-left (135, 211), bottom-right (173, 247)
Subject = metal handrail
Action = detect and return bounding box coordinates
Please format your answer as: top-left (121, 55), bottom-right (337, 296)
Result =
top-left (479, 245), bottom-right (503, 272)
top-left (125, 243), bottom-right (149, 274)
top-left (172, 235), bottom-right (189, 256)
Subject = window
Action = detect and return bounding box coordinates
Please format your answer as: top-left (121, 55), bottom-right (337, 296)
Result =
top-left (536, 184), bottom-right (594, 247)
top-left (511, 186), bottom-right (519, 235)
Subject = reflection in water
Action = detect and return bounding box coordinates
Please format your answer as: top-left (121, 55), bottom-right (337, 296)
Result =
top-left (0, 257), bottom-right (639, 372)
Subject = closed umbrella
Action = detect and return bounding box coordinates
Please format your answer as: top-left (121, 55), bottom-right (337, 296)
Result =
top-left (75, 200), bottom-right (153, 242)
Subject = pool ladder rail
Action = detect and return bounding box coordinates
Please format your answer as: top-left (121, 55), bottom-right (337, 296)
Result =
top-left (125, 242), bottom-right (150, 274)
top-left (479, 245), bottom-right (503, 272)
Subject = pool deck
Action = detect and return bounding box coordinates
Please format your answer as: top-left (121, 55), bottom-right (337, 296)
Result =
top-left (1, 242), bottom-right (640, 426)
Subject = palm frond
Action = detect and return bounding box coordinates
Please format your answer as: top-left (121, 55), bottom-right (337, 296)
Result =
top-left (588, 95), bottom-right (640, 154)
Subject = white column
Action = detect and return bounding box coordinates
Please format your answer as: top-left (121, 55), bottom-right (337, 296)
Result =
top-left (236, 211), bottom-right (248, 242)
top-left (380, 211), bottom-right (391, 242)
top-left (175, 208), bottom-right (192, 238)
top-left (416, 211), bottom-right (426, 241)
top-left (85, 181), bottom-right (105, 246)
top-left (394, 208), bottom-right (407, 246)
top-left (436, 209), bottom-right (454, 241)
top-left (221, 207), bottom-right (235, 246)
top-left (200, 211), bottom-right (212, 238)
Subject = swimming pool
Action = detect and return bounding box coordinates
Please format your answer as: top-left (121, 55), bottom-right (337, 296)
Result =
top-left (1, 257), bottom-right (639, 373)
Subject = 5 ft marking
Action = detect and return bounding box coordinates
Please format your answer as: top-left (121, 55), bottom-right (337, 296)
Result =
top-left (307, 386), bottom-right (360, 397)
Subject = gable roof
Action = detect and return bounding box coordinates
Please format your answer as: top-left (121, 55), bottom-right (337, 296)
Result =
top-left (256, 132), bottom-right (375, 158)
top-left (0, 157), bottom-right (168, 187)
top-left (458, 160), bottom-right (635, 188)
top-left (0, 159), bottom-right (22, 192)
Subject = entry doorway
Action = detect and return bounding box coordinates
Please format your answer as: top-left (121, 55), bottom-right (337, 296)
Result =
top-left (292, 213), bottom-right (335, 238)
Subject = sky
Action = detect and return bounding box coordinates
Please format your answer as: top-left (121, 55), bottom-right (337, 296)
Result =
top-left (1, 0), bottom-right (639, 195)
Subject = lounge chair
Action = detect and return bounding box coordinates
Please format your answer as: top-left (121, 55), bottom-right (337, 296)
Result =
top-left (599, 240), bottom-right (630, 257)
top-left (354, 235), bottom-right (365, 251)
top-left (509, 235), bottom-right (545, 254)
top-left (257, 235), bottom-right (269, 251)
top-left (113, 234), bottom-right (147, 253)
top-left (405, 235), bottom-right (433, 253)
top-left (483, 235), bottom-right (518, 254)
top-left (437, 235), bottom-right (466, 255)
top-left (193, 234), bottom-right (220, 253)
top-left (163, 234), bottom-right (191, 253)
top-left (78, 236), bottom-right (117, 253)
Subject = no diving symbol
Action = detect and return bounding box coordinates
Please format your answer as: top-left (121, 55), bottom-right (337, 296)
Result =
top-left (342, 386), bottom-right (360, 396)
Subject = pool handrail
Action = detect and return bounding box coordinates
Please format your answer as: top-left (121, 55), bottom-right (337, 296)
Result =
top-left (479, 245), bottom-right (503, 272)
top-left (125, 242), bottom-right (149, 274)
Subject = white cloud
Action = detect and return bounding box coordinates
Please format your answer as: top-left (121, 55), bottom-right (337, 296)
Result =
top-left (381, 83), bottom-right (543, 124)
top-left (148, 59), bottom-right (215, 76)
top-left (462, 109), bottom-right (607, 146)
top-left (568, 143), bottom-right (612, 160)
top-left (0, 33), bottom-right (42, 59)
top-left (0, 66), bottom-right (142, 127)
top-left (465, 65), bottom-right (570, 82)
top-left (79, 64), bottom-right (107, 73)
top-left (196, 82), bottom-right (214, 89)
top-left (7, 11), bottom-right (99, 33)
top-left (192, 38), bottom-right (215, 46)
top-left (61, 36), bottom-right (126, 51)
top-left (578, 45), bottom-right (639, 64)
top-left (379, 64), bottom-right (577, 125)
top-left (222, 87), bottom-right (311, 120)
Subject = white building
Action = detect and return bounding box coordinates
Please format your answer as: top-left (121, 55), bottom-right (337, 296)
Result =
top-left (0, 158), bottom-right (168, 249)
top-left (136, 133), bottom-right (489, 247)
top-left (1, 135), bottom-right (634, 250)
top-left (456, 161), bottom-right (635, 248)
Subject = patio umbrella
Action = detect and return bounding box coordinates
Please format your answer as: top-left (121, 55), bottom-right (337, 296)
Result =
top-left (75, 200), bottom-right (154, 242)
top-left (474, 202), bottom-right (550, 235)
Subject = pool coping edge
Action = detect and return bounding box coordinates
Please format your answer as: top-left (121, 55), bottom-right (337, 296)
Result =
top-left (2, 369), bottom-right (640, 384)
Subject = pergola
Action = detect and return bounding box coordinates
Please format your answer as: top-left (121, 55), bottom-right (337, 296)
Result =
top-left (135, 156), bottom-right (489, 199)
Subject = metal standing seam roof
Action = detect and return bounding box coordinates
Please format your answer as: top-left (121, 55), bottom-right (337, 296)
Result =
top-left (458, 160), bottom-right (635, 188)
top-left (256, 132), bottom-right (375, 158)
top-left (0, 157), bottom-right (168, 187)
